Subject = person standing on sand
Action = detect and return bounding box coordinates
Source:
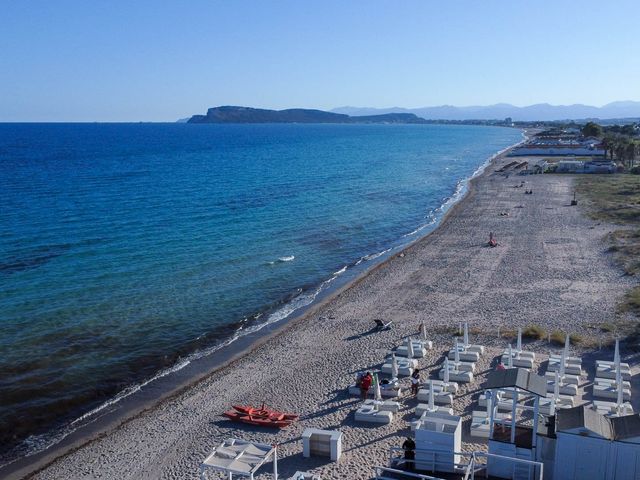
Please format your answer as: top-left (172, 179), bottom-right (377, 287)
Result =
top-left (402, 436), bottom-right (416, 471)
top-left (360, 372), bottom-right (372, 400)
top-left (410, 368), bottom-right (420, 395)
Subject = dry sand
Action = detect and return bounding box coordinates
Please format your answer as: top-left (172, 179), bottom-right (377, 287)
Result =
top-left (25, 153), bottom-right (638, 479)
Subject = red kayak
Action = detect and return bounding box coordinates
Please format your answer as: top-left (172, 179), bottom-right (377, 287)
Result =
top-left (223, 404), bottom-right (299, 428)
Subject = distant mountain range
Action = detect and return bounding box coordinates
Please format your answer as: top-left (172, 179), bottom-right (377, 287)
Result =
top-left (187, 106), bottom-right (427, 124)
top-left (331, 101), bottom-right (640, 122)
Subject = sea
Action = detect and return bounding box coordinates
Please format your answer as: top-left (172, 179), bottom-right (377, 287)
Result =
top-left (0, 122), bottom-right (522, 464)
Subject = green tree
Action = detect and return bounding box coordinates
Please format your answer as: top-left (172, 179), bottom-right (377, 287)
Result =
top-left (582, 121), bottom-right (603, 138)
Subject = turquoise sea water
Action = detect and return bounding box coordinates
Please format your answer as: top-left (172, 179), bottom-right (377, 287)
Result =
top-left (0, 123), bottom-right (522, 459)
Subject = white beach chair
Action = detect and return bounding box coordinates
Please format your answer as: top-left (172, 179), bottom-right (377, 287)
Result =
top-left (417, 389), bottom-right (453, 406)
top-left (593, 383), bottom-right (631, 402)
top-left (381, 356), bottom-right (416, 376)
top-left (354, 403), bottom-right (393, 424)
top-left (544, 371), bottom-right (579, 386)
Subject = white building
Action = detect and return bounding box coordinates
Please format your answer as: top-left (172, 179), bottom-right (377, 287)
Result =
top-left (554, 406), bottom-right (640, 480)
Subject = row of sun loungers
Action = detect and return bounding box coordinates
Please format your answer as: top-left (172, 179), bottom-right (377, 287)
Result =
top-left (353, 325), bottom-right (436, 425)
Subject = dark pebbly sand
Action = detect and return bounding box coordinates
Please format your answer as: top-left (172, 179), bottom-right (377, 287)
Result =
top-left (25, 152), bottom-right (639, 479)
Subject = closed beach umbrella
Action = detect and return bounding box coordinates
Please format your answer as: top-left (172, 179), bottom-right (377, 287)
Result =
top-left (507, 344), bottom-right (513, 368)
top-left (616, 368), bottom-right (623, 414)
top-left (554, 370), bottom-right (560, 401)
top-left (407, 336), bottom-right (415, 358)
top-left (374, 373), bottom-right (382, 401)
top-left (516, 327), bottom-right (522, 353)
top-left (391, 353), bottom-right (399, 378)
top-left (420, 322), bottom-right (427, 341)
top-left (463, 322), bottom-right (469, 348)
top-left (443, 357), bottom-right (450, 384)
top-left (614, 338), bottom-right (620, 367)
top-left (454, 339), bottom-right (460, 365)
top-left (428, 380), bottom-right (435, 412)
top-left (559, 348), bottom-right (566, 379)
top-left (563, 332), bottom-right (570, 359)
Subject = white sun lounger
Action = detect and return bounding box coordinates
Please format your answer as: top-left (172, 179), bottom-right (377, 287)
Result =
top-left (592, 400), bottom-right (634, 416)
top-left (381, 356), bottom-right (417, 376)
top-left (594, 377), bottom-right (631, 390)
top-left (546, 380), bottom-right (577, 396)
top-left (503, 349), bottom-right (535, 360)
top-left (395, 338), bottom-right (431, 358)
top-left (448, 348), bottom-right (480, 363)
top-left (443, 360), bottom-right (475, 373)
top-left (419, 379), bottom-right (459, 394)
top-left (593, 383), bottom-right (631, 402)
top-left (596, 362), bottom-right (632, 381)
top-left (354, 403), bottom-right (393, 424)
top-left (548, 355), bottom-right (582, 376)
top-left (417, 388), bottom-right (454, 406)
top-left (415, 403), bottom-right (453, 417)
top-left (501, 353), bottom-right (534, 369)
top-left (438, 368), bottom-right (473, 383)
top-left (362, 399), bottom-right (400, 413)
top-left (544, 371), bottom-right (580, 386)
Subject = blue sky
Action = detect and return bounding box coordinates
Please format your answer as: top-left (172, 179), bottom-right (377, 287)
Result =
top-left (1, 0), bottom-right (639, 121)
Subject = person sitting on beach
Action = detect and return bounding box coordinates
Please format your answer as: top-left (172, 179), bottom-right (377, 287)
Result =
top-left (402, 437), bottom-right (416, 471)
top-left (496, 361), bottom-right (506, 371)
top-left (360, 372), bottom-right (372, 400)
top-left (410, 369), bottom-right (420, 395)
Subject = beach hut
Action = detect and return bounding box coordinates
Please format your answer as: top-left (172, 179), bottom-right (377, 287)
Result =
top-left (200, 438), bottom-right (278, 480)
top-left (553, 407), bottom-right (640, 480)
top-left (414, 411), bottom-right (462, 473)
top-left (483, 368), bottom-right (547, 480)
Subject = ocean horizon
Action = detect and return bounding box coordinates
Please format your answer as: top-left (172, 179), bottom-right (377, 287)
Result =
top-left (0, 122), bottom-right (522, 463)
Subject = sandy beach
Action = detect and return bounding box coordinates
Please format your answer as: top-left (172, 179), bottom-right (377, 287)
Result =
top-left (19, 149), bottom-right (638, 480)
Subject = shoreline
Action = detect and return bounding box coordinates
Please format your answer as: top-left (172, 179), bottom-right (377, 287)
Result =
top-left (19, 130), bottom-right (636, 479)
top-left (0, 130), bottom-right (556, 478)
top-left (1, 132), bottom-right (526, 479)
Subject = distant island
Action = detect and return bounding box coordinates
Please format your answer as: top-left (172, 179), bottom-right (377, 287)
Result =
top-left (187, 106), bottom-right (428, 124)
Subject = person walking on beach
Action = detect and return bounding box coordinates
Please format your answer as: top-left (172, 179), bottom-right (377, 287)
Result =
top-left (360, 372), bottom-right (372, 400)
top-left (402, 436), bottom-right (416, 471)
top-left (410, 368), bottom-right (420, 395)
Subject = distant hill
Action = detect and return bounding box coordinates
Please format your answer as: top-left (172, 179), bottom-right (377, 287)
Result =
top-left (187, 106), bottom-right (428, 124)
top-left (332, 101), bottom-right (640, 122)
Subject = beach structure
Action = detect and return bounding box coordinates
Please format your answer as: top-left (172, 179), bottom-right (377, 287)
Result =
top-left (553, 406), bottom-right (640, 479)
top-left (540, 370), bottom-right (574, 415)
top-left (354, 401), bottom-right (393, 424)
top-left (200, 438), bottom-right (278, 480)
top-left (439, 352), bottom-right (473, 383)
top-left (547, 334), bottom-right (582, 376)
top-left (447, 323), bottom-right (484, 362)
top-left (593, 369), bottom-right (634, 417)
top-left (382, 353), bottom-right (416, 376)
top-left (482, 368), bottom-right (547, 480)
top-left (546, 345), bottom-right (579, 396)
top-left (596, 339), bottom-right (632, 381)
top-left (501, 328), bottom-right (535, 369)
top-left (302, 428), bottom-right (342, 462)
top-left (416, 381), bottom-right (454, 417)
top-left (395, 336), bottom-right (431, 358)
top-left (413, 411), bottom-right (462, 473)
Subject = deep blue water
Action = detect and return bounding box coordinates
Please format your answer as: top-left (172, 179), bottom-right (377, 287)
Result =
top-left (0, 123), bottom-right (521, 458)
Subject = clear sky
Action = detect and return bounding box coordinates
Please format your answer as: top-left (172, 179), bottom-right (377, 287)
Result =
top-left (2, 0), bottom-right (639, 122)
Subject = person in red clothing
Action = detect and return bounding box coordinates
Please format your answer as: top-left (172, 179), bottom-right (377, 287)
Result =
top-left (360, 372), bottom-right (373, 400)
top-left (496, 361), bottom-right (506, 371)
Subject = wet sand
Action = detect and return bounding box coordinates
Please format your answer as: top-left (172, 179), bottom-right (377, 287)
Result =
top-left (21, 152), bottom-right (638, 479)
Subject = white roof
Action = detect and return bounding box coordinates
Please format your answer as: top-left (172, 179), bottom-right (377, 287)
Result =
top-left (201, 438), bottom-right (274, 476)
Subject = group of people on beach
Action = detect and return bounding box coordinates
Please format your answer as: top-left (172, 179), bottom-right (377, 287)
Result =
top-left (357, 368), bottom-right (423, 400)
